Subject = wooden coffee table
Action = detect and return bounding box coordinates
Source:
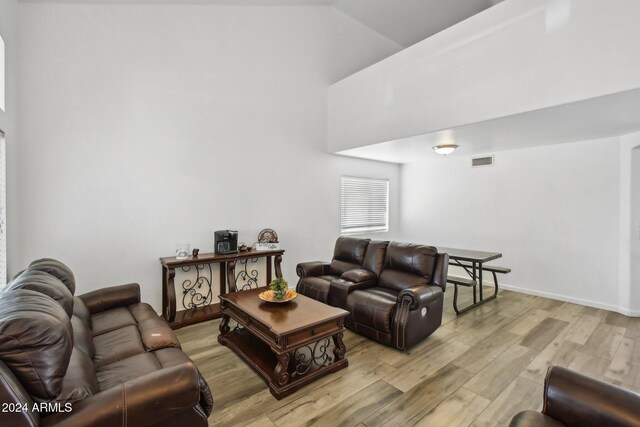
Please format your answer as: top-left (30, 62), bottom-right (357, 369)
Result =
top-left (218, 287), bottom-right (349, 399)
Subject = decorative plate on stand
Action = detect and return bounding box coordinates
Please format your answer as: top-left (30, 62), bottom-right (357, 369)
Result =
top-left (257, 229), bottom-right (278, 243)
top-left (258, 289), bottom-right (297, 303)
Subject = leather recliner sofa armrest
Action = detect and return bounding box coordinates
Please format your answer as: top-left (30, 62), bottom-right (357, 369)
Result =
top-left (431, 253), bottom-right (449, 292)
top-left (398, 285), bottom-right (443, 310)
top-left (78, 283), bottom-right (141, 314)
top-left (341, 268), bottom-right (377, 283)
top-left (328, 278), bottom-right (377, 308)
top-left (542, 365), bottom-right (640, 427)
top-left (42, 363), bottom-right (203, 427)
top-left (296, 262), bottom-right (330, 278)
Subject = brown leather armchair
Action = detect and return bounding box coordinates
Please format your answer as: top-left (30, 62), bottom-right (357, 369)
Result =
top-left (0, 258), bottom-right (213, 427)
top-left (297, 239), bottom-right (448, 350)
top-left (510, 365), bottom-right (640, 427)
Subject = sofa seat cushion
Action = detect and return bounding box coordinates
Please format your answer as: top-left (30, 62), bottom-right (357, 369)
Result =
top-left (55, 347), bottom-right (99, 404)
top-left (96, 352), bottom-right (161, 391)
top-left (93, 325), bottom-right (145, 368)
top-left (297, 276), bottom-right (339, 304)
top-left (91, 307), bottom-right (137, 336)
top-left (346, 287), bottom-right (398, 334)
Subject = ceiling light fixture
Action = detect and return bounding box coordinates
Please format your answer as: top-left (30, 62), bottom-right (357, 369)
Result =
top-left (432, 143), bottom-right (458, 155)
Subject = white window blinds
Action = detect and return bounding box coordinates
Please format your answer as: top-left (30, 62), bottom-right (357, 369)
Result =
top-left (340, 176), bottom-right (389, 235)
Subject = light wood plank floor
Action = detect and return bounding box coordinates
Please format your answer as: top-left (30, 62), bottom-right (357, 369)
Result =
top-left (175, 288), bottom-right (640, 427)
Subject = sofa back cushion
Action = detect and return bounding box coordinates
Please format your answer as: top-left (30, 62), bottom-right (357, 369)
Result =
top-left (330, 237), bottom-right (370, 275)
top-left (7, 269), bottom-right (74, 317)
top-left (362, 240), bottom-right (389, 276)
top-left (377, 242), bottom-right (439, 291)
top-left (0, 289), bottom-right (73, 400)
top-left (333, 237), bottom-right (370, 264)
top-left (73, 296), bottom-right (93, 329)
top-left (71, 316), bottom-right (96, 358)
top-left (383, 242), bottom-right (439, 280)
top-left (28, 258), bottom-right (76, 295)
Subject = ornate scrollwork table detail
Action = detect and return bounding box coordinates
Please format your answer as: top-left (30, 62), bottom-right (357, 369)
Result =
top-left (274, 353), bottom-right (290, 386)
top-left (292, 338), bottom-right (333, 378)
top-left (234, 257), bottom-right (260, 291)
top-left (219, 314), bottom-right (231, 335)
top-left (332, 332), bottom-right (346, 361)
top-left (180, 264), bottom-right (213, 309)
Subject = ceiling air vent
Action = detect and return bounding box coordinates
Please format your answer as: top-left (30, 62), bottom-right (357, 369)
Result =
top-left (472, 155), bottom-right (494, 167)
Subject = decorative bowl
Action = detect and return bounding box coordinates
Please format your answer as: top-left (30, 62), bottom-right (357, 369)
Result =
top-left (258, 289), bottom-right (297, 303)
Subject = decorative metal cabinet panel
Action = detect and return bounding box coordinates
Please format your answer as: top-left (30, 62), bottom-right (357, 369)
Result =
top-left (159, 249), bottom-right (284, 329)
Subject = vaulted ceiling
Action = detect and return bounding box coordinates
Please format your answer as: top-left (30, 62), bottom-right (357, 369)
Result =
top-left (21, 0), bottom-right (499, 48)
top-left (332, 0), bottom-right (500, 47)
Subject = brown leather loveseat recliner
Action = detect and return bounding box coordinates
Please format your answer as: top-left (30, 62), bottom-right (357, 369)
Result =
top-left (510, 365), bottom-right (640, 427)
top-left (297, 237), bottom-right (448, 350)
top-left (0, 258), bottom-right (213, 427)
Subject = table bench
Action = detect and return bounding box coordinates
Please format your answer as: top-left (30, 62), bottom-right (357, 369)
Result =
top-left (438, 246), bottom-right (510, 315)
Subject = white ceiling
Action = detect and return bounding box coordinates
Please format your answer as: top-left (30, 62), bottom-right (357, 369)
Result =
top-left (335, 89), bottom-right (640, 164)
top-left (333, 0), bottom-right (499, 47)
top-left (21, 0), bottom-right (496, 48)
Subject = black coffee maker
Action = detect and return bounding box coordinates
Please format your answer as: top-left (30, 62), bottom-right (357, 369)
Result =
top-left (214, 230), bottom-right (238, 254)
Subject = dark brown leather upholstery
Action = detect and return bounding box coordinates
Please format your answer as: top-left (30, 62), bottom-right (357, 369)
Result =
top-left (80, 283), bottom-right (141, 314)
top-left (297, 239), bottom-right (448, 350)
top-left (7, 269), bottom-right (75, 317)
top-left (28, 258), bottom-right (76, 295)
top-left (509, 365), bottom-right (640, 427)
top-left (362, 240), bottom-right (388, 275)
top-left (296, 237), bottom-right (371, 304)
top-left (333, 236), bottom-right (369, 264)
top-left (0, 289), bottom-right (73, 400)
top-left (0, 259), bottom-right (213, 426)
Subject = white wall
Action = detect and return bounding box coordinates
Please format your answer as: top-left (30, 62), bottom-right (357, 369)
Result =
top-left (328, 0), bottom-right (640, 153)
top-left (15, 3), bottom-right (402, 310)
top-left (0, 0), bottom-right (17, 285)
top-left (631, 146), bottom-right (640, 311)
top-left (399, 137), bottom-right (623, 312)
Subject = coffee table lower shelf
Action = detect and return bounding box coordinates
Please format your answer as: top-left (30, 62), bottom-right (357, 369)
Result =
top-left (218, 327), bottom-right (348, 399)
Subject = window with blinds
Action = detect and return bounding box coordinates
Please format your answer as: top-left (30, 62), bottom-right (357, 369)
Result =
top-left (340, 176), bottom-right (389, 235)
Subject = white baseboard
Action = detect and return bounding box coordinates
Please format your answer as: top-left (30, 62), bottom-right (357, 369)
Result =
top-left (500, 283), bottom-right (640, 317)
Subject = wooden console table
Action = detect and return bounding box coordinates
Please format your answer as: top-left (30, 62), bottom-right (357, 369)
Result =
top-left (160, 249), bottom-right (284, 329)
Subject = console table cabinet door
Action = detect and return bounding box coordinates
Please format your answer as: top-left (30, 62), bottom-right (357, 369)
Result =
top-left (159, 249), bottom-right (284, 329)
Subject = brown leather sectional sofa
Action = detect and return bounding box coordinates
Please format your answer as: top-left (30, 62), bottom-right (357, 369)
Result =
top-left (0, 258), bottom-right (213, 427)
top-left (297, 237), bottom-right (448, 350)
top-left (510, 365), bottom-right (640, 427)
